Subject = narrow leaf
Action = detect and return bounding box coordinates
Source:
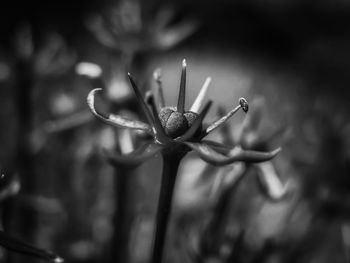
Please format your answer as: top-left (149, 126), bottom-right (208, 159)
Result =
top-left (185, 142), bottom-right (281, 166)
top-left (0, 230), bottom-right (63, 262)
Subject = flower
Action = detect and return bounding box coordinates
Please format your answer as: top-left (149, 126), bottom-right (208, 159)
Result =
top-left (87, 59), bottom-right (281, 166)
top-left (86, 0), bottom-right (198, 54)
top-left (230, 97), bottom-right (290, 200)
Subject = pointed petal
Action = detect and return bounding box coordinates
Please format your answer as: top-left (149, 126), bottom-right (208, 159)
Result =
top-left (176, 100), bottom-right (212, 142)
top-left (255, 161), bottom-right (289, 200)
top-left (204, 98), bottom-right (248, 137)
top-left (128, 73), bottom-right (157, 135)
top-left (0, 230), bottom-right (63, 262)
top-left (87, 88), bottom-right (152, 134)
top-left (105, 143), bottom-right (163, 167)
top-left (153, 68), bottom-right (165, 108)
top-left (177, 59), bottom-right (186, 113)
top-left (128, 72), bottom-right (154, 126)
top-left (190, 77), bottom-right (211, 113)
top-left (185, 142), bottom-right (281, 166)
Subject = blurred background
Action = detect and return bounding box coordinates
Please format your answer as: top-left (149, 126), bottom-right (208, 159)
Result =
top-left (0, 0), bottom-right (350, 262)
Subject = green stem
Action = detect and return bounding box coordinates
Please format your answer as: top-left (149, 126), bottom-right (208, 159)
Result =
top-left (151, 152), bottom-right (183, 263)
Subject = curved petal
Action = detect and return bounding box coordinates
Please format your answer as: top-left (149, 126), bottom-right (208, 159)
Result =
top-left (87, 88), bottom-right (152, 134)
top-left (185, 142), bottom-right (281, 166)
top-left (199, 140), bottom-right (232, 155)
top-left (255, 161), bottom-right (289, 200)
top-left (0, 230), bottom-right (63, 262)
top-left (105, 143), bottom-right (163, 167)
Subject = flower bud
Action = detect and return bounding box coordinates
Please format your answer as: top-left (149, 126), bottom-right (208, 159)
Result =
top-left (158, 107), bottom-right (200, 138)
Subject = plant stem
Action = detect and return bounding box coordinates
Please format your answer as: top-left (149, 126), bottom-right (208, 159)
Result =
top-left (112, 165), bottom-right (135, 263)
top-left (151, 151), bottom-right (183, 263)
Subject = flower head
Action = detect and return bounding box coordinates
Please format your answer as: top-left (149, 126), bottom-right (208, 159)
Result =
top-left (87, 59), bottom-right (281, 166)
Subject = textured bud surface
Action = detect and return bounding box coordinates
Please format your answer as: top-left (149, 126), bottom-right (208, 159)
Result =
top-left (158, 108), bottom-right (200, 138)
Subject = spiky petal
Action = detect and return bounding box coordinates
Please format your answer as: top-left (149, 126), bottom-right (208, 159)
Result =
top-left (128, 73), bottom-right (157, 135)
top-left (177, 59), bottom-right (186, 113)
top-left (190, 77), bottom-right (211, 113)
top-left (153, 68), bottom-right (165, 108)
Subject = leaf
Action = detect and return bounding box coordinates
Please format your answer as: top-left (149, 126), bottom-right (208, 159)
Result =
top-left (185, 142), bottom-right (281, 166)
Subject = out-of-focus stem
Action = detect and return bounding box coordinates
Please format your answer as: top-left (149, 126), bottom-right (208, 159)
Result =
top-left (151, 151), bottom-right (183, 263)
top-left (112, 165), bottom-right (135, 263)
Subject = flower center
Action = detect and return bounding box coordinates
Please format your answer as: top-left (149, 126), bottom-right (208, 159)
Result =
top-left (159, 107), bottom-right (200, 138)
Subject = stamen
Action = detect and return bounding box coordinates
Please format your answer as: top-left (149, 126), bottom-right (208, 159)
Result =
top-left (190, 77), bottom-right (211, 113)
top-left (204, 98), bottom-right (249, 137)
top-left (153, 68), bottom-right (165, 108)
top-left (177, 59), bottom-right (186, 113)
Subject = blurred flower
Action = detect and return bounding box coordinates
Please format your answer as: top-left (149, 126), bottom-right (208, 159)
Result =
top-left (14, 24), bottom-right (76, 77)
top-left (86, 0), bottom-right (198, 54)
top-left (229, 97), bottom-right (290, 200)
top-left (88, 59), bottom-right (280, 167)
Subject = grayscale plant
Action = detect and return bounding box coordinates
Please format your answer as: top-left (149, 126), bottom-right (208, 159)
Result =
top-left (87, 59), bottom-right (281, 263)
